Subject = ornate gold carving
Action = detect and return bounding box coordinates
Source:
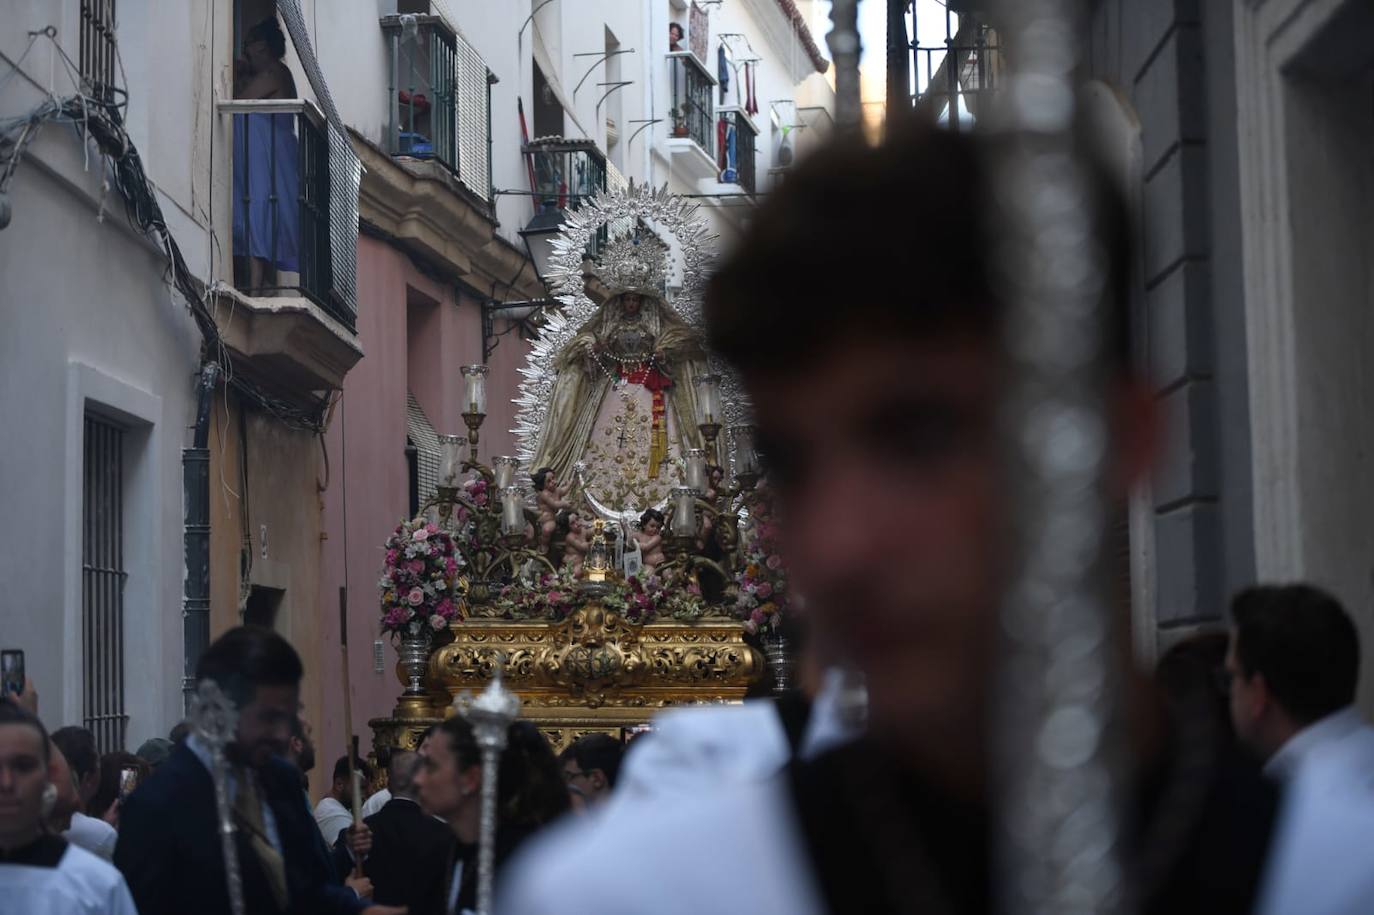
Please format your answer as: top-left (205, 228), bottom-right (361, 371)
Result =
top-left (376, 600), bottom-right (762, 753)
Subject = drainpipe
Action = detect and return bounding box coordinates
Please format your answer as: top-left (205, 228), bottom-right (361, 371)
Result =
top-left (182, 361), bottom-right (219, 714)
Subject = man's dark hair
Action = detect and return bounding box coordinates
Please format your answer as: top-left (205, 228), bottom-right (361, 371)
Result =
top-left (437, 715), bottom-right (481, 770)
top-left (247, 17), bottom-right (287, 60)
top-left (565, 733), bottom-right (624, 788)
top-left (169, 720), bottom-right (191, 744)
top-left (704, 117), bottom-right (1130, 377)
top-left (388, 750), bottom-right (421, 798)
top-left (332, 754), bottom-right (373, 784)
top-left (1155, 630), bottom-right (1232, 739)
top-left (195, 625), bottom-right (303, 710)
top-left (0, 700), bottom-right (50, 763)
top-left (1231, 584), bottom-right (1360, 725)
top-left (50, 726), bottom-right (98, 785)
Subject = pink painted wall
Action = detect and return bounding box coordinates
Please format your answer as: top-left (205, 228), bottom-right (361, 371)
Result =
top-left (316, 235), bottom-right (531, 782)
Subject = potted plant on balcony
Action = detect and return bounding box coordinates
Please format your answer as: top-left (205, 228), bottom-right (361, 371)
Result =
top-left (670, 107), bottom-right (690, 138)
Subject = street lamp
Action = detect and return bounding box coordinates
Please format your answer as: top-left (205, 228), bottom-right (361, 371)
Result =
top-left (519, 207), bottom-right (566, 286)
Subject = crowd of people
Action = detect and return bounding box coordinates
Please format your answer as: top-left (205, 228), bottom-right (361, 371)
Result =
top-left (4, 118), bottom-right (1374, 915)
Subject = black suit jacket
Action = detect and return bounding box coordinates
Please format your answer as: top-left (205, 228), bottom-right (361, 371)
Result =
top-left (333, 797), bottom-right (450, 911)
top-left (114, 742), bottom-right (366, 915)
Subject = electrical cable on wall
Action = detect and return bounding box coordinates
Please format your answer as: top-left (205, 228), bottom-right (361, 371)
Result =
top-left (1, 26), bottom-right (331, 433)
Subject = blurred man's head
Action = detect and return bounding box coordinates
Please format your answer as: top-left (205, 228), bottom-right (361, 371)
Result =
top-left (196, 626), bottom-right (303, 769)
top-left (1226, 584), bottom-right (1360, 761)
top-left (330, 755), bottom-right (372, 806)
top-left (387, 750), bottom-right (421, 800)
top-left (46, 739), bottom-right (79, 834)
top-left (704, 120), bottom-right (1144, 782)
top-left (50, 726), bottom-right (98, 807)
top-left (0, 701), bottom-right (51, 849)
top-left (287, 712), bottom-right (315, 774)
top-left (559, 734), bottom-right (622, 807)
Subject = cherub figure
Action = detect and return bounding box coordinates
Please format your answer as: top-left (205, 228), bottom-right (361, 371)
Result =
top-left (559, 510), bottom-right (590, 575)
top-left (697, 466), bottom-right (725, 551)
top-left (635, 508), bottom-right (667, 574)
top-left (533, 466), bottom-right (571, 553)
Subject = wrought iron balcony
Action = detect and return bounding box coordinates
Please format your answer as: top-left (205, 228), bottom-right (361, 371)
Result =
top-left (222, 99), bottom-right (345, 329)
top-left (382, 15), bottom-right (459, 174)
top-left (716, 107), bottom-right (758, 195)
top-left (523, 137), bottom-right (609, 255)
top-left (667, 51), bottom-right (715, 158)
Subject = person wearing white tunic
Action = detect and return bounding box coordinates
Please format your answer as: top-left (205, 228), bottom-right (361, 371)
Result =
top-left (0, 701), bottom-right (138, 914)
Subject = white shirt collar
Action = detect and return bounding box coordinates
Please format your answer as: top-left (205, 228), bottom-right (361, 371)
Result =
top-left (1264, 706), bottom-right (1367, 780)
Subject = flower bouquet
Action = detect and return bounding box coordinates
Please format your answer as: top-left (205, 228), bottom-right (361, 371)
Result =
top-left (378, 518), bottom-right (464, 639)
top-left (734, 485), bottom-right (789, 635)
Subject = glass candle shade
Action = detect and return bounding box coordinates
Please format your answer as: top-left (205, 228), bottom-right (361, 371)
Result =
top-left (461, 364), bottom-right (489, 415)
top-left (438, 434), bottom-right (467, 486)
top-left (695, 374), bottom-right (722, 426)
top-left (492, 456), bottom-right (518, 490)
top-left (670, 486), bottom-right (698, 537)
top-left (586, 522), bottom-right (611, 574)
top-left (500, 486), bottom-right (525, 535)
top-left (730, 425), bottom-right (760, 476)
top-left (684, 448), bottom-right (707, 492)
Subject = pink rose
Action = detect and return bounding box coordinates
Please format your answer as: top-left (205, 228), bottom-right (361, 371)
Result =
top-left (407, 588), bottom-right (424, 606)
top-left (386, 549), bottom-right (399, 564)
top-left (426, 523), bottom-right (439, 534)
top-left (755, 582), bottom-right (773, 599)
top-left (446, 558), bottom-right (458, 576)
top-left (410, 559), bottom-right (425, 573)
top-left (765, 554), bottom-right (783, 571)
top-left (743, 619), bottom-right (758, 635)
top-left (413, 527), bottom-right (430, 542)
top-left (750, 608), bottom-right (766, 625)
top-left (436, 599), bottom-right (454, 618)
top-left (429, 614), bottom-right (447, 630)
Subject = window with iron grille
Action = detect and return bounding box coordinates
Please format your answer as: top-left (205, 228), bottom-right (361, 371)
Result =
top-left (82, 414), bottom-right (128, 753)
top-left (79, 0), bottom-right (117, 97)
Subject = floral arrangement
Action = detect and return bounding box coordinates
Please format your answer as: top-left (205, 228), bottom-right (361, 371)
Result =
top-left (379, 517), bottom-right (464, 638)
top-left (492, 566), bottom-right (705, 623)
top-left (734, 485), bottom-right (789, 634)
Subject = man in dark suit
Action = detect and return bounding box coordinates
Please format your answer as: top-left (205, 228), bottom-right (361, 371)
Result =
top-left (113, 626), bottom-right (405, 915)
top-left (334, 750), bottom-right (449, 910)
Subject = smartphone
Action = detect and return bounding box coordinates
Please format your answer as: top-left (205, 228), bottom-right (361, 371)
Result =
top-left (119, 766), bottom-right (140, 801)
top-left (0, 649), bottom-right (23, 698)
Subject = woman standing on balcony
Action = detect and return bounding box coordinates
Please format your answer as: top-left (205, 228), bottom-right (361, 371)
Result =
top-left (233, 17), bottom-right (301, 295)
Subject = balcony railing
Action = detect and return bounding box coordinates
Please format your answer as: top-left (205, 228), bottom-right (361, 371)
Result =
top-left (667, 51), bottom-right (715, 157)
top-left (223, 99), bottom-right (345, 328)
top-left (381, 14), bottom-right (493, 202)
top-left (523, 138), bottom-right (609, 255)
top-left (382, 15), bottom-right (458, 173)
top-left (716, 107), bottom-right (757, 195)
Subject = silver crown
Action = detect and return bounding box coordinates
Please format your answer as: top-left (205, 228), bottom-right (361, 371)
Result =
top-left (590, 233), bottom-right (669, 298)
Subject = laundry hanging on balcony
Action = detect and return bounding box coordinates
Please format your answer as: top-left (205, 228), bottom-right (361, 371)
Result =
top-left (718, 45), bottom-right (730, 104)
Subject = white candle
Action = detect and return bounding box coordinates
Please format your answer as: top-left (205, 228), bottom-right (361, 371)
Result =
top-left (500, 486), bottom-right (525, 535)
top-left (685, 448), bottom-right (707, 492)
top-left (695, 374), bottom-right (721, 426)
top-left (492, 456), bottom-right (518, 490)
top-left (730, 425), bottom-right (759, 476)
top-left (461, 364), bottom-right (489, 415)
top-left (438, 434), bottom-right (466, 485)
top-left (670, 486), bottom-right (697, 536)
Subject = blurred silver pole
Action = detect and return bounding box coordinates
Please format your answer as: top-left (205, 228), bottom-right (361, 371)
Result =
top-left (463, 670), bottom-right (521, 915)
top-left (827, 0), bottom-right (863, 132)
top-left (192, 679), bottom-right (244, 915)
top-left (986, 1), bottom-right (1128, 913)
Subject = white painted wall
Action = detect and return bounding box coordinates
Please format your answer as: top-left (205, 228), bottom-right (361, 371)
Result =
top-left (1, 0), bottom-right (209, 746)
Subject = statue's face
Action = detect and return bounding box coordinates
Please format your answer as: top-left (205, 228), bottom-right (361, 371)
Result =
top-left (544, 473), bottom-right (557, 491)
top-left (622, 294), bottom-right (643, 317)
top-left (569, 513), bottom-right (583, 533)
top-left (644, 519), bottom-right (661, 536)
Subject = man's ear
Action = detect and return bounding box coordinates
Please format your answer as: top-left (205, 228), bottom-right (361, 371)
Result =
top-left (460, 764), bottom-right (482, 797)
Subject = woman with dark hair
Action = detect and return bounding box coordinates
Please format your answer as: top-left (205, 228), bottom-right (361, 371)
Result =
top-left (86, 752), bottom-right (150, 826)
top-left (232, 16), bottom-right (301, 293)
top-left (415, 717), bottom-right (567, 913)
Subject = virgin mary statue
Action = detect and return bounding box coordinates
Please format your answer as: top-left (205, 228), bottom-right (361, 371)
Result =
top-left (529, 234), bottom-right (707, 513)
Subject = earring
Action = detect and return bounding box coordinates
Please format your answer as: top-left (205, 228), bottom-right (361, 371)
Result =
top-left (40, 782), bottom-right (57, 817)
